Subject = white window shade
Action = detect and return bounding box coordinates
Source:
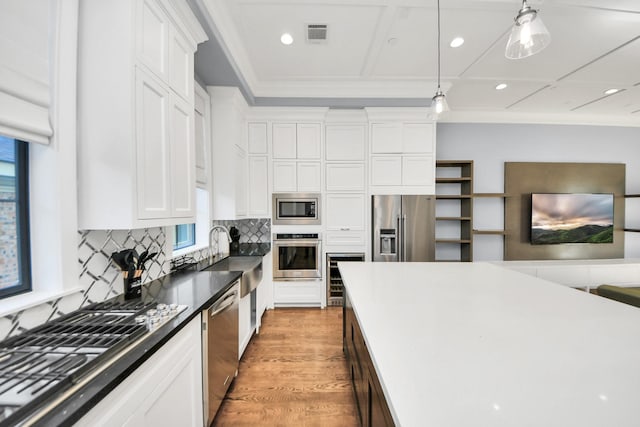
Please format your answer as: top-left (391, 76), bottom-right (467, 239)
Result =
top-left (0, 0), bottom-right (53, 144)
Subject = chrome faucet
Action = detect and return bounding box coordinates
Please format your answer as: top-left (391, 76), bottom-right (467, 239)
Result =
top-left (208, 225), bottom-right (232, 257)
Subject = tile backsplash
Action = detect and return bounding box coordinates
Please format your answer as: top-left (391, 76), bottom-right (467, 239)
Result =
top-left (0, 228), bottom-right (168, 340)
top-left (0, 219), bottom-right (271, 341)
top-left (211, 218), bottom-right (271, 243)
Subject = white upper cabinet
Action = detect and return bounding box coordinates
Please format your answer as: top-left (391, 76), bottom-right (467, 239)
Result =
top-left (77, 0), bottom-right (205, 229)
top-left (135, 71), bottom-right (170, 219)
top-left (248, 122), bottom-right (268, 154)
top-left (296, 123), bottom-right (321, 159)
top-left (370, 157), bottom-right (402, 186)
top-left (402, 156), bottom-right (434, 186)
top-left (273, 122), bottom-right (321, 159)
top-left (403, 123), bottom-right (434, 153)
top-left (370, 122), bottom-right (434, 154)
top-left (273, 161), bottom-right (297, 192)
top-left (326, 163), bottom-right (365, 192)
top-left (168, 27), bottom-right (193, 102)
top-left (272, 123), bottom-right (297, 159)
top-left (371, 123), bottom-right (403, 154)
top-left (194, 84), bottom-right (209, 188)
top-left (325, 125), bottom-right (366, 160)
top-left (235, 146), bottom-right (248, 218)
top-left (296, 162), bottom-right (321, 192)
top-left (170, 94), bottom-right (195, 217)
top-left (136, 0), bottom-right (169, 81)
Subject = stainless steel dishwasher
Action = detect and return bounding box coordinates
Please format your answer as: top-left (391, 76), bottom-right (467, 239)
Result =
top-left (202, 280), bottom-right (239, 426)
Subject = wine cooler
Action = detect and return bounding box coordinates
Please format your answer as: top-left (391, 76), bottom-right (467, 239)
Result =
top-left (326, 253), bottom-right (365, 306)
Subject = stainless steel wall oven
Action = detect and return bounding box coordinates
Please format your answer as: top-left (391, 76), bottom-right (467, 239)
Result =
top-left (272, 193), bottom-right (321, 225)
top-left (272, 233), bottom-right (322, 280)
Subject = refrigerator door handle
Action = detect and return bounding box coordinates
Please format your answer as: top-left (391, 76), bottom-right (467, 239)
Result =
top-left (402, 215), bottom-right (407, 262)
top-left (397, 215), bottom-right (402, 261)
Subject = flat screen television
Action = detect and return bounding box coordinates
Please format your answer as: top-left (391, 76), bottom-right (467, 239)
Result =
top-left (531, 193), bottom-right (614, 245)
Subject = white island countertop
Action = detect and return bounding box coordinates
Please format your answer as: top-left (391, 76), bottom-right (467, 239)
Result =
top-left (338, 262), bottom-right (640, 427)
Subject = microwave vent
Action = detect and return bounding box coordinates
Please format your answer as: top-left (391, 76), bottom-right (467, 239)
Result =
top-left (306, 24), bottom-right (328, 43)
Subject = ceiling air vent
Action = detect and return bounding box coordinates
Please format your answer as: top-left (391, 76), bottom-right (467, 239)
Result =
top-left (306, 24), bottom-right (328, 43)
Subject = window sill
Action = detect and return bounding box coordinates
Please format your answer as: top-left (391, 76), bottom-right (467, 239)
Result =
top-left (171, 243), bottom-right (210, 260)
top-left (0, 287), bottom-right (84, 317)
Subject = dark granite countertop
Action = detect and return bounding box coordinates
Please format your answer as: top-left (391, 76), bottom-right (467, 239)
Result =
top-left (16, 244), bottom-right (272, 426)
top-left (28, 268), bottom-right (242, 427)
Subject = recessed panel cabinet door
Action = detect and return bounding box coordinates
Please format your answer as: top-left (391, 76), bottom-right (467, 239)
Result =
top-left (170, 94), bottom-right (195, 217)
top-left (402, 156), bottom-right (434, 186)
top-left (296, 123), bottom-right (321, 159)
top-left (136, 0), bottom-right (169, 82)
top-left (273, 161), bottom-right (297, 192)
top-left (248, 156), bottom-right (269, 216)
top-left (168, 26), bottom-right (193, 102)
top-left (325, 125), bottom-right (366, 161)
top-left (272, 123), bottom-right (297, 159)
top-left (296, 162), bottom-right (321, 192)
top-left (371, 156), bottom-right (401, 186)
top-left (325, 194), bottom-right (365, 231)
top-left (136, 71), bottom-right (170, 219)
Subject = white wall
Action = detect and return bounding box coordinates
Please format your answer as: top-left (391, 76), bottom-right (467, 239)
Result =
top-left (436, 123), bottom-right (640, 260)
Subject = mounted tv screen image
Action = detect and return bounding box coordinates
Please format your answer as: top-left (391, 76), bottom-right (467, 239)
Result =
top-left (531, 193), bottom-right (614, 245)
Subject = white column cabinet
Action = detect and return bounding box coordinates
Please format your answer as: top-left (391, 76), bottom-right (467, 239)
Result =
top-left (248, 156), bottom-right (269, 216)
top-left (77, 0), bottom-right (205, 229)
top-left (235, 146), bottom-right (248, 218)
top-left (76, 315), bottom-right (203, 427)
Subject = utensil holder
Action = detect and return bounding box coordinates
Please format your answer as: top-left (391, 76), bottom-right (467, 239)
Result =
top-left (124, 271), bottom-right (142, 300)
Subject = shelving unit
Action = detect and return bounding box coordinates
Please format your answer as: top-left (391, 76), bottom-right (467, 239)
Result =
top-left (435, 161), bottom-right (509, 262)
top-left (435, 160), bottom-right (473, 262)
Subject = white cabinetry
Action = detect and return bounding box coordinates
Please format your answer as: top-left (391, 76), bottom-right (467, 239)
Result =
top-left (325, 194), bottom-right (366, 247)
top-left (248, 156), bottom-right (269, 216)
top-left (326, 125), bottom-right (366, 161)
top-left (326, 164), bottom-right (365, 192)
top-left (248, 122), bottom-right (268, 154)
top-left (76, 315), bottom-right (203, 427)
top-left (273, 161), bottom-right (297, 192)
top-left (77, 0), bottom-right (205, 229)
top-left (272, 122), bottom-right (321, 192)
top-left (194, 84), bottom-right (210, 188)
top-left (210, 87), bottom-right (248, 220)
top-left (368, 120), bottom-right (435, 194)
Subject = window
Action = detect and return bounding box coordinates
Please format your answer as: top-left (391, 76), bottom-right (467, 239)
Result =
top-left (173, 223), bottom-right (196, 250)
top-left (0, 136), bottom-right (31, 299)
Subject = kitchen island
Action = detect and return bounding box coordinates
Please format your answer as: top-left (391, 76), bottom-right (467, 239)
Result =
top-left (338, 262), bottom-right (640, 427)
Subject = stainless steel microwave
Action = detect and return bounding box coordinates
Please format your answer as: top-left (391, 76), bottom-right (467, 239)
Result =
top-left (272, 193), bottom-right (321, 225)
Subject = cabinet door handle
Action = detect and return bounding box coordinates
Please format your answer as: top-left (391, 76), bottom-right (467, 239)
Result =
top-left (340, 227), bottom-right (350, 231)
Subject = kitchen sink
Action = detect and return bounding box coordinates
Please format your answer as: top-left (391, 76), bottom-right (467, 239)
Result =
top-left (202, 256), bottom-right (263, 298)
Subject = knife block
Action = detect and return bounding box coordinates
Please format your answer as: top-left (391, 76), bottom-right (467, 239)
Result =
top-left (124, 271), bottom-right (142, 299)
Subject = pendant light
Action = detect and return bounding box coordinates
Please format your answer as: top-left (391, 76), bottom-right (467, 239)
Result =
top-left (431, 0), bottom-right (448, 115)
top-left (505, 0), bottom-right (551, 59)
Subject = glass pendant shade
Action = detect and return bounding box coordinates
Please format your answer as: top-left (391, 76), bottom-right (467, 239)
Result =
top-left (431, 90), bottom-right (449, 115)
top-left (505, 2), bottom-right (551, 59)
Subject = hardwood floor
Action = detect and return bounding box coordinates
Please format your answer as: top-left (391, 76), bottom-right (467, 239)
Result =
top-left (213, 307), bottom-right (359, 427)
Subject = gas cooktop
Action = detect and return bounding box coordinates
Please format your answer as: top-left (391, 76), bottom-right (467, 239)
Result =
top-left (0, 300), bottom-right (186, 426)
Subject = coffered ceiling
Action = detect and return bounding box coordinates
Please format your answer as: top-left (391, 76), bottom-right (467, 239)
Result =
top-left (189, 0), bottom-right (640, 124)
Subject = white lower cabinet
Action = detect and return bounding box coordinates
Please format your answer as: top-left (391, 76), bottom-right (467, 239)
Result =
top-left (238, 292), bottom-right (252, 357)
top-left (273, 280), bottom-right (323, 308)
top-left (76, 315), bottom-right (203, 427)
top-left (256, 252), bottom-right (273, 333)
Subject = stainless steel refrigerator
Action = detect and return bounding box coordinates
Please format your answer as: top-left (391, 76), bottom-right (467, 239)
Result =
top-left (372, 195), bottom-right (435, 262)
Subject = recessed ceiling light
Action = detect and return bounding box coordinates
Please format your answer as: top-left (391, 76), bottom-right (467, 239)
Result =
top-left (450, 37), bottom-right (464, 48)
top-left (280, 33), bottom-right (293, 45)
top-left (495, 83), bottom-right (508, 90)
top-left (604, 88), bottom-right (619, 95)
